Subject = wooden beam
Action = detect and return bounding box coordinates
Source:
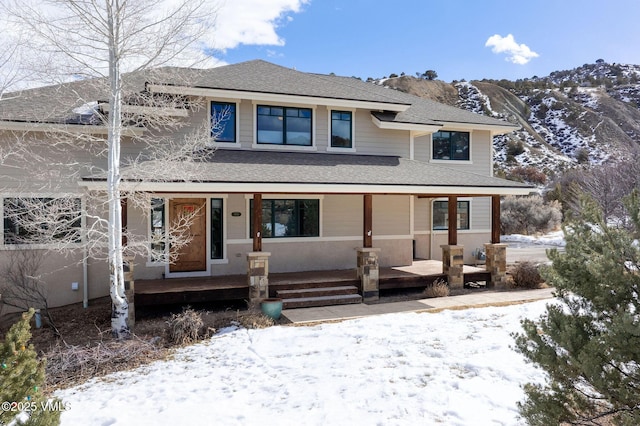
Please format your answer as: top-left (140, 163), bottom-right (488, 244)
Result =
top-left (252, 194), bottom-right (262, 252)
top-left (491, 194), bottom-right (501, 244)
top-left (363, 194), bottom-right (373, 248)
top-left (448, 196), bottom-right (457, 246)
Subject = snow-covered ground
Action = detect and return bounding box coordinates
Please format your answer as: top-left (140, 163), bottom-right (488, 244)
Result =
top-left (56, 300), bottom-right (555, 425)
top-left (502, 230), bottom-right (566, 247)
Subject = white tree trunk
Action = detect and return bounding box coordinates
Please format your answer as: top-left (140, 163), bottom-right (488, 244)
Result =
top-left (107, 5), bottom-right (129, 339)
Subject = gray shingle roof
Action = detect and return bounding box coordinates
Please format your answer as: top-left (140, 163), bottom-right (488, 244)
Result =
top-left (0, 60), bottom-right (518, 130)
top-left (87, 149), bottom-right (532, 192)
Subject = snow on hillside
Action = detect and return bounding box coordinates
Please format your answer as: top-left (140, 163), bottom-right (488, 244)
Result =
top-left (56, 300), bottom-right (556, 425)
top-left (527, 92), bottom-right (608, 164)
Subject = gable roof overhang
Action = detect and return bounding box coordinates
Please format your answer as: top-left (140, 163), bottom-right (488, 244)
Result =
top-left (147, 83), bottom-right (412, 112)
top-left (0, 120), bottom-right (145, 136)
top-left (79, 149), bottom-right (534, 196)
top-left (371, 111), bottom-right (519, 136)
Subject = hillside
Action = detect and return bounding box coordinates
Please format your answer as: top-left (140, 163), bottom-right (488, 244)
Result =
top-left (380, 61), bottom-right (640, 186)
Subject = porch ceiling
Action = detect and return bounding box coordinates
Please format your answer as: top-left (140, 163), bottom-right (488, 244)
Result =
top-left (81, 149), bottom-right (534, 196)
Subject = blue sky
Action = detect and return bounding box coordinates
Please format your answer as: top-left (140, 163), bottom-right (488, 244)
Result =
top-left (220, 0), bottom-right (640, 82)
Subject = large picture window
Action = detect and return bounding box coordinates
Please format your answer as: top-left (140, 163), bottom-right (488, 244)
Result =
top-left (3, 197), bottom-right (81, 244)
top-left (432, 131), bottom-right (470, 160)
top-left (433, 200), bottom-right (469, 230)
top-left (250, 199), bottom-right (319, 238)
top-left (211, 101), bottom-right (236, 142)
top-left (331, 110), bottom-right (352, 148)
top-left (257, 105), bottom-right (312, 146)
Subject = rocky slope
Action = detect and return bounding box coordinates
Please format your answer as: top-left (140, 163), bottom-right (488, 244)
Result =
top-left (380, 61), bottom-right (640, 185)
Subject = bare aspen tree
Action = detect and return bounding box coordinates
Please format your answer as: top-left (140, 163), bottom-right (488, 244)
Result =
top-left (2, 0), bottom-right (220, 338)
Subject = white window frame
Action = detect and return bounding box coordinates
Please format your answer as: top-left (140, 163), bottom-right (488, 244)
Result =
top-left (431, 198), bottom-right (472, 232)
top-left (1, 193), bottom-right (85, 250)
top-left (146, 194), bottom-right (230, 273)
top-left (429, 130), bottom-right (473, 164)
top-left (209, 98), bottom-right (241, 147)
top-left (326, 107), bottom-right (356, 153)
top-left (252, 101), bottom-right (317, 151)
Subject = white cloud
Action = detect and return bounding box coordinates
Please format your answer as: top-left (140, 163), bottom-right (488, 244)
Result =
top-left (485, 34), bottom-right (539, 65)
top-left (213, 0), bottom-right (309, 51)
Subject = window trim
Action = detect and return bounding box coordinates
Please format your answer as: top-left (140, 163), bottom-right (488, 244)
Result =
top-left (430, 130), bottom-right (472, 163)
top-left (252, 102), bottom-right (317, 151)
top-left (432, 199), bottom-right (471, 231)
top-left (1, 194), bottom-right (84, 249)
top-left (246, 195), bottom-right (323, 240)
top-left (327, 108), bottom-right (356, 152)
top-left (147, 194), bottom-right (229, 269)
top-left (209, 99), bottom-right (240, 146)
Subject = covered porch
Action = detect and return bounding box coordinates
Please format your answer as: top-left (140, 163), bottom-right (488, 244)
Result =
top-left (83, 149), bottom-right (533, 311)
top-left (134, 260), bottom-right (489, 309)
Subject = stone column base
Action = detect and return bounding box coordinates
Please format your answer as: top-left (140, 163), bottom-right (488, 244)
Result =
top-left (441, 245), bottom-right (464, 289)
top-left (484, 243), bottom-right (508, 288)
top-left (247, 252), bottom-right (271, 302)
top-left (356, 248), bottom-right (380, 302)
top-left (123, 257), bottom-right (135, 328)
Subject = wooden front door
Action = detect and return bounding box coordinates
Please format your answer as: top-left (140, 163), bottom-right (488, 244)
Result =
top-left (169, 198), bottom-right (207, 273)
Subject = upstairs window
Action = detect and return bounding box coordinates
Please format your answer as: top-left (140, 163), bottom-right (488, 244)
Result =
top-left (432, 131), bottom-right (470, 160)
top-left (250, 199), bottom-right (319, 238)
top-left (3, 197), bottom-right (81, 244)
top-left (211, 101), bottom-right (236, 142)
top-left (257, 105), bottom-right (312, 146)
top-left (433, 200), bottom-right (469, 230)
top-left (331, 110), bottom-right (352, 148)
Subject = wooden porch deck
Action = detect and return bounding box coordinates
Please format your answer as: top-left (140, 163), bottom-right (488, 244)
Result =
top-left (134, 260), bottom-right (490, 307)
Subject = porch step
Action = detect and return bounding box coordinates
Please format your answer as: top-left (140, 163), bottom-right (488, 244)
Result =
top-left (282, 293), bottom-right (362, 309)
top-left (276, 285), bottom-right (359, 299)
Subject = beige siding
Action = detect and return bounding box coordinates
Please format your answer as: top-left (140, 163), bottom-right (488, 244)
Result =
top-left (238, 100), bottom-right (253, 148)
top-left (471, 197), bottom-right (491, 230)
top-left (414, 197), bottom-right (431, 232)
top-left (315, 106), bottom-right (329, 151)
top-left (413, 129), bottom-right (494, 176)
top-left (322, 195), bottom-right (361, 237)
top-left (373, 195), bottom-right (410, 236)
top-left (226, 194), bottom-right (247, 239)
top-left (355, 110), bottom-right (409, 157)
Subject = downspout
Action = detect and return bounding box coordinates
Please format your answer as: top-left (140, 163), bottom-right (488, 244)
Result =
top-left (83, 246), bottom-right (89, 308)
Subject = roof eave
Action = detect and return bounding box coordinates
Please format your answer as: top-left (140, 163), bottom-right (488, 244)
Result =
top-left (0, 120), bottom-right (146, 136)
top-left (146, 83), bottom-right (411, 112)
top-left (371, 115), bottom-right (442, 135)
top-left (79, 180), bottom-right (534, 196)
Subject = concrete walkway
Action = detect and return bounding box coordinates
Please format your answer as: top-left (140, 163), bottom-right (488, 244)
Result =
top-left (282, 287), bottom-right (556, 324)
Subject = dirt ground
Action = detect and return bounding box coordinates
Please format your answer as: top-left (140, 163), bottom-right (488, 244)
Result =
top-left (0, 263), bottom-right (539, 391)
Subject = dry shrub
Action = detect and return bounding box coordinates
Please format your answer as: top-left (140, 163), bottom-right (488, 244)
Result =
top-left (423, 279), bottom-right (450, 298)
top-left (167, 308), bottom-right (204, 346)
top-left (510, 261), bottom-right (544, 289)
top-left (238, 311), bottom-right (274, 329)
top-left (45, 338), bottom-right (168, 390)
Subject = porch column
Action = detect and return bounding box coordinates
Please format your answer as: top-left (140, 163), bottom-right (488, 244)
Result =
top-left (247, 251), bottom-right (271, 302)
top-left (491, 195), bottom-right (501, 244)
top-left (441, 244), bottom-right (464, 289)
top-left (448, 195), bottom-right (458, 246)
top-left (356, 247), bottom-right (380, 302)
top-left (486, 195), bottom-right (507, 287)
top-left (123, 257), bottom-right (135, 328)
top-left (484, 243), bottom-right (508, 288)
top-left (121, 197), bottom-right (128, 247)
top-left (363, 194), bottom-right (373, 248)
top-left (252, 193), bottom-right (262, 252)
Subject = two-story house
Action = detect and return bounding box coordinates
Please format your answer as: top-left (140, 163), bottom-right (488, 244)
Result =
top-left (0, 60), bottom-right (532, 311)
